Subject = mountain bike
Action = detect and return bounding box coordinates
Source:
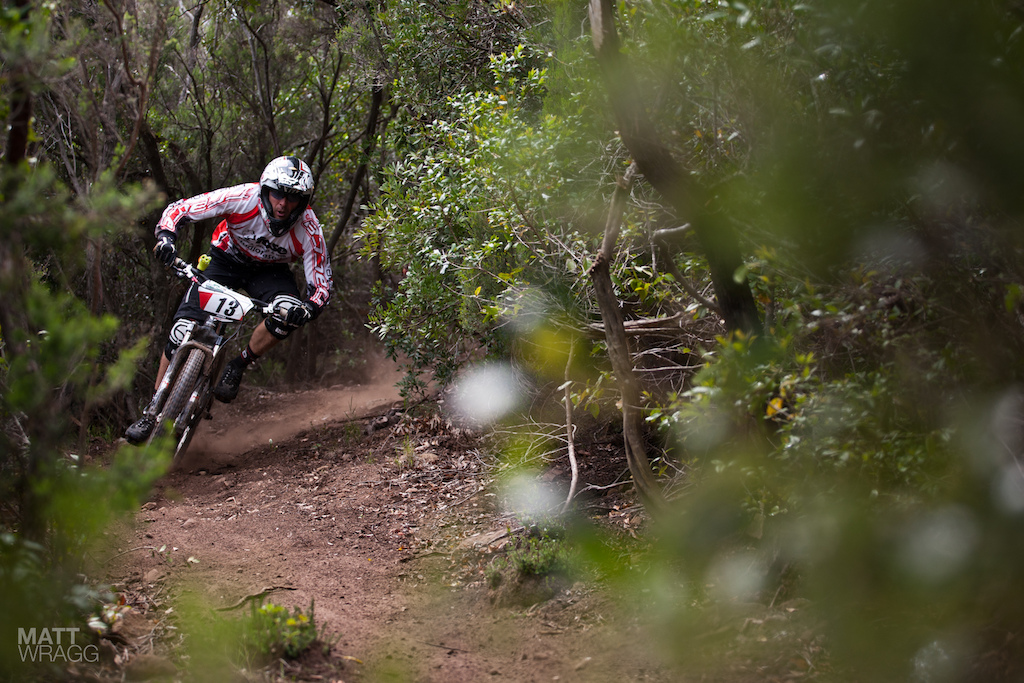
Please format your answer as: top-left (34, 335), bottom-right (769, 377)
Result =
top-left (143, 255), bottom-right (296, 467)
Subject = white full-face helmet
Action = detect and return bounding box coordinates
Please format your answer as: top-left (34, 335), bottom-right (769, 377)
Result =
top-left (259, 156), bottom-right (314, 236)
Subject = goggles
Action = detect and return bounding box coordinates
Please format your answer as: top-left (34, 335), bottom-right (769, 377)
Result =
top-left (268, 188), bottom-right (301, 202)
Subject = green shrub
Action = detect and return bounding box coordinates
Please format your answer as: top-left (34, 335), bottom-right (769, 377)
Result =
top-left (241, 599), bottom-right (321, 661)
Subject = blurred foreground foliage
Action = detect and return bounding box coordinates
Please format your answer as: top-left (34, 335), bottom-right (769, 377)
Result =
top-left (0, 6), bottom-right (169, 680)
top-left (367, 0), bottom-right (1024, 679)
top-left (0, 163), bottom-right (170, 677)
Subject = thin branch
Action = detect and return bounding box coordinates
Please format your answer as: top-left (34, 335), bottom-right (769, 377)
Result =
top-left (561, 337), bottom-right (579, 515)
top-left (653, 224), bottom-right (721, 314)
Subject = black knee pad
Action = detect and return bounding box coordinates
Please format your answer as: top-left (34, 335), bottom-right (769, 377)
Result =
top-left (264, 316), bottom-right (297, 340)
top-left (263, 295), bottom-right (303, 339)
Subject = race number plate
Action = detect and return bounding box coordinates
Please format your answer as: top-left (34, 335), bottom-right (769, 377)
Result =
top-left (198, 281), bottom-right (254, 321)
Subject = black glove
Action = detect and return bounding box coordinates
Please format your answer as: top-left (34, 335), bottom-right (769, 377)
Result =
top-left (154, 231), bottom-right (177, 266)
top-left (285, 300), bottom-right (314, 327)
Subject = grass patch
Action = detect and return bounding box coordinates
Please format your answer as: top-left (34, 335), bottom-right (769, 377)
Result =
top-left (486, 533), bottom-right (579, 607)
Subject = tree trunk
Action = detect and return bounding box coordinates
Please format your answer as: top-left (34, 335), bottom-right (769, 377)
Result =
top-left (588, 163), bottom-right (666, 513)
top-left (588, 0), bottom-right (762, 338)
top-left (327, 82), bottom-right (390, 256)
top-left (2, 0), bottom-right (43, 542)
top-left (139, 122), bottom-right (170, 196)
top-left (5, 0), bottom-right (31, 168)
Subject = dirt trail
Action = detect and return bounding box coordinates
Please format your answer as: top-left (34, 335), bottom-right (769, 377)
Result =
top-left (102, 361), bottom-right (674, 683)
top-left (176, 361), bottom-right (406, 470)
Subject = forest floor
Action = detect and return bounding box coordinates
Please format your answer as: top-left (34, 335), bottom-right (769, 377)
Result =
top-left (85, 357), bottom-right (829, 683)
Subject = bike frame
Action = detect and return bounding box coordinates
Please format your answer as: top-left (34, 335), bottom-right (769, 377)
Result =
top-left (146, 257), bottom-right (288, 465)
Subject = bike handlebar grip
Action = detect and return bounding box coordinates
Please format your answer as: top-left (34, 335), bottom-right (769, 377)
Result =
top-left (198, 254), bottom-right (211, 271)
top-left (170, 257), bottom-right (192, 278)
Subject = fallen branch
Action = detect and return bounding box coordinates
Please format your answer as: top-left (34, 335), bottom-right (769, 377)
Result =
top-left (417, 640), bottom-right (472, 653)
top-left (215, 586), bottom-right (297, 611)
top-left (103, 546), bottom-right (158, 564)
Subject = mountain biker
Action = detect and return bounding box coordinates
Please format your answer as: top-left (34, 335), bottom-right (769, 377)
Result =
top-left (124, 155), bottom-right (333, 444)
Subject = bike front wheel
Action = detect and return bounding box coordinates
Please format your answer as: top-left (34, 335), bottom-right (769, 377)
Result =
top-left (159, 348), bottom-right (206, 464)
top-left (172, 375), bottom-right (213, 467)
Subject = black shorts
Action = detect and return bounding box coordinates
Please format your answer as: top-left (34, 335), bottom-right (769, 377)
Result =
top-left (171, 248), bottom-right (299, 326)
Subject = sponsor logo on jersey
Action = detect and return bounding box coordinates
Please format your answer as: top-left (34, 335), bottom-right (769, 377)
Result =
top-left (240, 234), bottom-right (289, 259)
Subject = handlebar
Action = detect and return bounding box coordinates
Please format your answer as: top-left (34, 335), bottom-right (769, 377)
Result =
top-left (170, 257), bottom-right (202, 282)
top-left (168, 256), bottom-right (290, 318)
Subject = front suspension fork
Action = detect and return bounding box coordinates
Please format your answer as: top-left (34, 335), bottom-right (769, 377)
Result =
top-left (146, 339), bottom-right (216, 419)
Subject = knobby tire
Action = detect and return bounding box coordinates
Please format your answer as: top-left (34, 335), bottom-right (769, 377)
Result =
top-left (161, 348), bottom-right (205, 465)
top-left (172, 374), bottom-right (213, 467)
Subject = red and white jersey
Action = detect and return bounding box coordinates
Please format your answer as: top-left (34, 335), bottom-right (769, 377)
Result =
top-left (156, 183), bottom-right (333, 309)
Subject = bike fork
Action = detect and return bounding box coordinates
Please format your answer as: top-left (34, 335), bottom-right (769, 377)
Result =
top-left (146, 350), bottom-right (187, 419)
top-left (179, 338), bottom-right (225, 423)
top-left (147, 339), bottom-right (216, 420)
